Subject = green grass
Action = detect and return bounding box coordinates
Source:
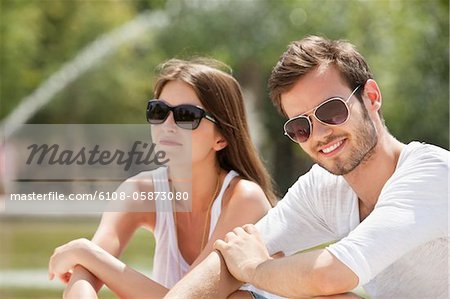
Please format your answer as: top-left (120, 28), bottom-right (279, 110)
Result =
top-left (0, 287), bottom-right (118, 299)
top-left (1, 216), bottom-right (369, 299)
top-left (0, 216), bottom-right (155, 298)
top-left (0, 216), bottom-right (154, 269)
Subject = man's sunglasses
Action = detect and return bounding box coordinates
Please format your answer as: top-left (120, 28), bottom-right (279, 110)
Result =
top-left (283, 85), bottom-right (360, 143)
top-left (146, 100), bottom-right (217, 130)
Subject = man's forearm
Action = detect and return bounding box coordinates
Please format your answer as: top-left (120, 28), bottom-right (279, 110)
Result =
top-left (165, 251), bottom-right (242, 299)
top-left (250, 250), bottom-right (358, 298)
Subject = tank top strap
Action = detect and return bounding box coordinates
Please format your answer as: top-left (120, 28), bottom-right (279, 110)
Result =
top-left (152, 166), bottom-right (174, 249)
top-left (209, 170), bottom-right (240, 238)
top-left (151, 167), bottom-right (189, 288)
top-left (152, 166), bottom-right (172, 211)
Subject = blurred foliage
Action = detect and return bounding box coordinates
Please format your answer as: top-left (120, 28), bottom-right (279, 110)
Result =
top-left (1, 0), bottom-right (448, 194)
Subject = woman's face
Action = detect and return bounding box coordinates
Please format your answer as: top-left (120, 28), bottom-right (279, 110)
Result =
top-left (151, 80), bottom-right (225, 168)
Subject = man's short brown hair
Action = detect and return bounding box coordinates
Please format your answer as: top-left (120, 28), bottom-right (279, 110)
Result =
top-left (268, 36), bottom-right (374, 117)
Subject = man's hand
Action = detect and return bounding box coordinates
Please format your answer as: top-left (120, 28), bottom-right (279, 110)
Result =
top-left (213, 224), bottom-right (270, 284)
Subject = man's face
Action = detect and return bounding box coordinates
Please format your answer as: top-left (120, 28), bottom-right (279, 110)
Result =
top-left (280, 66), bottom-right (377, 175)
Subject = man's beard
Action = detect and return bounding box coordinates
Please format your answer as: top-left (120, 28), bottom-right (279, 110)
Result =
top-left (316, 108), bottom-right (378, 175)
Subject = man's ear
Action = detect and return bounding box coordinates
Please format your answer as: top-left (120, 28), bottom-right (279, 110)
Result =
top-left (363, 79), bottom-right (382, 111)
top-left (213, 134), bottom-right (228, 151)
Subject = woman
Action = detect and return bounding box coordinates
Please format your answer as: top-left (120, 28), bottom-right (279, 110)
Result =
top-left (48, 58), bottom-right (278, 298)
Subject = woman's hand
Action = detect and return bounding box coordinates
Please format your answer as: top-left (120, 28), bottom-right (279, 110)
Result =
top-left (48, 238), bottom-right (96, 284)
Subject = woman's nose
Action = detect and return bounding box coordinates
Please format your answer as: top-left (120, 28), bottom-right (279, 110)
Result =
top-left (161, 111), bottom-right (177, 131)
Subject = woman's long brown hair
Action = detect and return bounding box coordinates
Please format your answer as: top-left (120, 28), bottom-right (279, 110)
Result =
top-left (153, 58), bottom-right (277, 206)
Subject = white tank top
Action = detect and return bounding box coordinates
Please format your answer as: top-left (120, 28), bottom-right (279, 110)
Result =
top-left (151, 167), bottom-right (239, 288)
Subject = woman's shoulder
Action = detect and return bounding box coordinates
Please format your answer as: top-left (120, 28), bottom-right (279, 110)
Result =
top-left (112, 169), bottom-right (159, 228)
top-left (216, 176), bottom-right (271, 227)
top-left (232, 178), bottom-right (264, 196)
top-left (224, 176), bottom-right (271, 211)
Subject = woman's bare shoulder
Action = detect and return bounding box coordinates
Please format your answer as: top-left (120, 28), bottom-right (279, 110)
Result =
top-left (224, 178), bottom-right (271, 212)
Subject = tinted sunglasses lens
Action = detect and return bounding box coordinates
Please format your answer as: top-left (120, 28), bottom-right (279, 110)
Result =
top-left (316, 99), bottom-right (349, 125)
top-left (284, 117), bottom-right (310, 143)
top-left (173, 105), bottom-right (203, 130)
top-left (147, 101), bottom-right (170, 124)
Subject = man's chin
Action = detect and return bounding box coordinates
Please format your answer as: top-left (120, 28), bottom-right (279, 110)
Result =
top-left (317, 161), bottom-right (356, 176)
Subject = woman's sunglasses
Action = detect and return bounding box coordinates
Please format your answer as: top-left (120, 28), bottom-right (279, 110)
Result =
top-left (283, 85), bottom-right (360, 143)
top-left (146, 100), bottom-right (217, 130)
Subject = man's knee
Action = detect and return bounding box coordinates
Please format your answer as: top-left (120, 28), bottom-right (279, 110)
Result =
top-left (227, 290), bottom-right (254, 299)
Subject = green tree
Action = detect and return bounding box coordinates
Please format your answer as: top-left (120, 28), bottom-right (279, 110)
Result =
top-left (2, 0), bottom-right (447, 193)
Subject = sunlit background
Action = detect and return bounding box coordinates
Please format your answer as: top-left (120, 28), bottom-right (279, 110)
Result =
top-left (1, 0), bottom-right (448, 298)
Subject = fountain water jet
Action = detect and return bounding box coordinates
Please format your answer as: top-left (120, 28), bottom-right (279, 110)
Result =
top-left (1, 10), bottom-right (169, 140)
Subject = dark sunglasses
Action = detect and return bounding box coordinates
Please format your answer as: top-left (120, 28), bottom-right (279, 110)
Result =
top-left (146, 100), bottom-right (217, 130)
top-left (283, 85), bottom-right (360, 143)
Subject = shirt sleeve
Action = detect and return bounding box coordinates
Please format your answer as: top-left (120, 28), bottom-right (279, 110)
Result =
top-left (327, 146), bottom-right (448, 285)
top-left (256, 166), bottom-right (338, 256)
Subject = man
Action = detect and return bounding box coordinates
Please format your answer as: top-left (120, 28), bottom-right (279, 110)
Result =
top-left (165, 36), bottom-right (448, 298)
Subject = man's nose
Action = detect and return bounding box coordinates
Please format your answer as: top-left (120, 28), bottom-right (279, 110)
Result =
top-left (310, 116), bottom-right (333, 142)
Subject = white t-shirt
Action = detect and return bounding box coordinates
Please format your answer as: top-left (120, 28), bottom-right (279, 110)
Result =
top-left (256, 142), bottom-right (449, 298)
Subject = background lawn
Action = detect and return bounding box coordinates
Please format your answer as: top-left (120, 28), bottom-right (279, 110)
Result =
top-left (0, 216), bottom-right (369, 298)
top-left (0, 216), bottom-right (154, 298)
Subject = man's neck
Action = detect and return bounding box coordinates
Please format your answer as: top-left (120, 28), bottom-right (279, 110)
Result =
top-left (344, 132), bottom-right (404, 219)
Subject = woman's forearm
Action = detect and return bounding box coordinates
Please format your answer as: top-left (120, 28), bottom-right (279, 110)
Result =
top-left (64, 265), bottom-right (100, 299)
top-left (79, 244), bottom-right (168, 298)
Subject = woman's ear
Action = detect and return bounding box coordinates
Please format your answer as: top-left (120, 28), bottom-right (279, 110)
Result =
top-left (363, 79), bottom-right (382, 111)
top-left (213, 134), bottom-right (228, 151)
